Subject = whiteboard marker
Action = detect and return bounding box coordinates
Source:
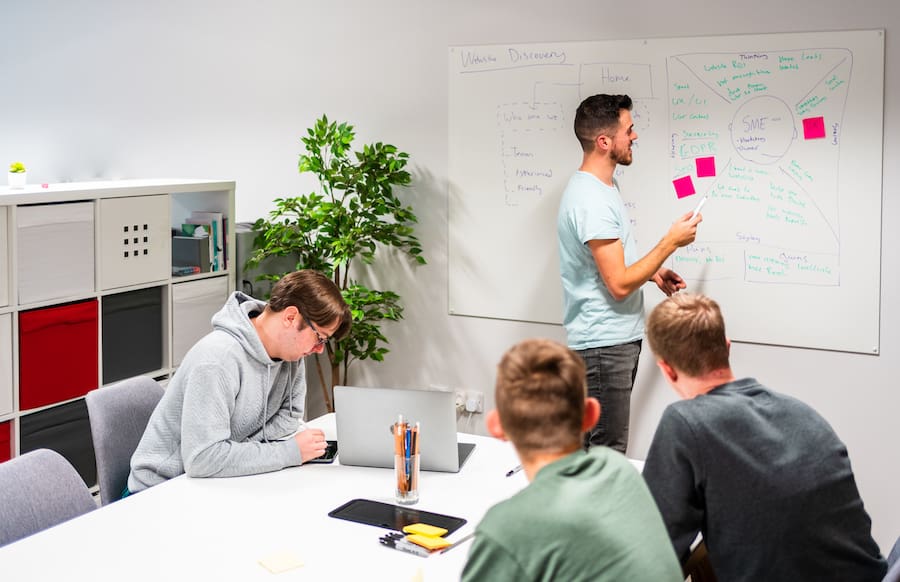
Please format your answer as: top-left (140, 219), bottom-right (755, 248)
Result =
top-left (691, 196), bottom-right (708, 219)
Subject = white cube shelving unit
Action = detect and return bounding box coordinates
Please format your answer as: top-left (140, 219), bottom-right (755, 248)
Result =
top-left (0, 178), bottom-right (236, 483)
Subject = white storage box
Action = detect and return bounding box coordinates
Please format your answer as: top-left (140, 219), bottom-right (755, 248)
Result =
top-left (17, 202), bottom-right (95, 304)
top-left (172, 276), bottom-right (229, 366)
top-left (0, 207), bottom-right (8, 307)
top-left (99, 195), bottom-right (170, 290)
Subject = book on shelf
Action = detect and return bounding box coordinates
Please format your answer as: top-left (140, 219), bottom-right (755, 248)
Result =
top-left (222, 216), bottom-right (228, 272)
top-left (184, 211), bottom-right (226, 271)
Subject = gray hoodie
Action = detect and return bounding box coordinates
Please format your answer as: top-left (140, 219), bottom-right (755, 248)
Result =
top-left (128, 292), bottom-right (306, 493)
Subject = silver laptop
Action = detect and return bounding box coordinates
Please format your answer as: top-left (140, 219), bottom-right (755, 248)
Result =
top-left (333, 385), bottom-right (476, 473)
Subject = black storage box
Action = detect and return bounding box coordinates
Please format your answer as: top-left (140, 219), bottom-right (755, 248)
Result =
top-left (20, 399), bottom-right (96, 487)
top-left (102, 286), bottom-right (164, 383)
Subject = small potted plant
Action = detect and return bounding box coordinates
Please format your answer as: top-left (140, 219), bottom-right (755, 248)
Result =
top-left (8, 162), bottom-right (26, 189)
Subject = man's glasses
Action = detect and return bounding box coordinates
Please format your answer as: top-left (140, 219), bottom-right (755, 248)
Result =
top-left (301, 312), bottom-right (329, 346)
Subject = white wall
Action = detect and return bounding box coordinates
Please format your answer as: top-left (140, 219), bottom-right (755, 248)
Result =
top-left (2, 0), bottom-right (897, 552)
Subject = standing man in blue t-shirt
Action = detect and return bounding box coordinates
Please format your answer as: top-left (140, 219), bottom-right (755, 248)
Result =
top-left (557, 94), bottom-right (701, 453)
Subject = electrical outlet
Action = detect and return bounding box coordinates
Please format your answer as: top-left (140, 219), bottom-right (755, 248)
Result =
top-left (454, 390), bottom-right (466, 413)
top-left (465, 390), bottom-right (484, 413)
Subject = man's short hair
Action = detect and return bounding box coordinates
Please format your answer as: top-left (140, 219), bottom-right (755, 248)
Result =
top-left (495, 338), bottom-right (586, 455)
top-left (574, 94), bottom-right (633, 152)
top-left (267, 270), bottom-right (352, 341)
top-left (646, 293), bottom-right (730, 376)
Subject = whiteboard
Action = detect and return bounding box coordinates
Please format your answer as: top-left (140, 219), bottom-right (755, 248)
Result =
top-left (448, 30), bottom-right (884, 354)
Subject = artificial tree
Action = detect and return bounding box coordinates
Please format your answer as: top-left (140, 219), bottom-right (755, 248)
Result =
top-left (247, 115), bottom-right (425, 411)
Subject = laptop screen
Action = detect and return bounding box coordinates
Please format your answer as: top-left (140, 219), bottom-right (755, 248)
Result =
top-left (333, 386), bottom-right (475, 473)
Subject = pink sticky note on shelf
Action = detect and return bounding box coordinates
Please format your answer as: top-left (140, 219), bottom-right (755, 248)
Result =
top-left (695, 156), bottom-right (716, 178)
top-left (673, 175), bottom-right (696, 199)
top-left (802, 117), bottom-right (826, 139)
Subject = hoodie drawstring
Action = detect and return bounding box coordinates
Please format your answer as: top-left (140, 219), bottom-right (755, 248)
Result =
top-left (262, 364), bottom-right (270, 443)
top-left (261, 363), bottom-right (294, 443)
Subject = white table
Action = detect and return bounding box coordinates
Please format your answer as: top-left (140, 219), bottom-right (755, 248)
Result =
top-left (0, 414), bottom-right (527, 581)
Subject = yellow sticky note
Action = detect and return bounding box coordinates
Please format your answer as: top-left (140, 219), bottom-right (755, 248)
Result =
top-left (406, 533), bottom-right (452, 551)
top-left (403, 523), bottom-right (448, 538)
top-left (258, 550), bottom-right (304, 574)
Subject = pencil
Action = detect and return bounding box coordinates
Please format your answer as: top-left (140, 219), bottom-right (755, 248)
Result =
top-left (396, 415), bottom-right (407, 493)
top-left (440, 532), bottom-right (475, 554)
top-left (411, 423), bottom-right (419, 492)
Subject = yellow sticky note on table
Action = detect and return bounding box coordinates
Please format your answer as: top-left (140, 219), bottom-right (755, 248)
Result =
top-left (403, 523), bottom-right (448, 538)
top-left (258, 550), bottom-right (304, 574)
top-left (406, 533), bottom-right (452, 551)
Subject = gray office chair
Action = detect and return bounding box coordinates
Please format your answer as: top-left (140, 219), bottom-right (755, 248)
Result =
top-left (682, 540), bottom-right (717, 582)
top-left (884, 535), bottom-right (900, 582)
top-left (85, 375), bottom-right (164, 505)
top-left (0, 448), bottom-right (97, 547)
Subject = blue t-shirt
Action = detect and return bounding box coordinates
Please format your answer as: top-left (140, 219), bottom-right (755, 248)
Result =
top-left (557, 171), bottom-right (643, 349)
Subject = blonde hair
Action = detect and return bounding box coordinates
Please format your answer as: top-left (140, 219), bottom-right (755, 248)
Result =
top-left (646, 293), bottom-right (730, 376)
top-left (495, 338), bottom-right (586, 454)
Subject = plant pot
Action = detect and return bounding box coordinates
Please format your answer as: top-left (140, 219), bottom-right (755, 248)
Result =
top-left (8, 172), bottom-right (26, 189)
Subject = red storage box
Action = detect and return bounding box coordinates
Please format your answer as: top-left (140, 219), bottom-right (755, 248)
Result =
top-left (0, 421), bottom-right (11, 462)
top-left (19, 300), bottom-right (98, 410)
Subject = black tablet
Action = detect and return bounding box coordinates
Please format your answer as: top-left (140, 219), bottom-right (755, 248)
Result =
top-left (328, 498), bottom-right (467, 534)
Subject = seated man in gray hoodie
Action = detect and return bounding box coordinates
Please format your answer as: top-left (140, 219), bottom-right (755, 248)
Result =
top-left (127, 269), bottom-right (351, 494)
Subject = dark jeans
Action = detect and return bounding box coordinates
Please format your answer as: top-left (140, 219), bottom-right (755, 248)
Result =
top-left (577, 340), bottom-right (642, 454)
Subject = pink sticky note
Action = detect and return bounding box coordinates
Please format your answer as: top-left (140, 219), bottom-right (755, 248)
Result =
top-left (802, 117), bottom-right (826, 139)
top-left (695, 156), bottom-right (716, 178)
top-left (673, 175), bottom-right (696, 199)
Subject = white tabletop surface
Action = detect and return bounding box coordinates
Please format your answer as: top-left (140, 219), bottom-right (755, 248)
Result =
top-left (0, 413), bottom-right (527, 581)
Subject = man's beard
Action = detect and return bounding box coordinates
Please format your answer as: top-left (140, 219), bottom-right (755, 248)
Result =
top-left (610, 144), bottom-right (633, 166)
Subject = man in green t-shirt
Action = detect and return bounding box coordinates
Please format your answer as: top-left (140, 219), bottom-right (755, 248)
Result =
top-left (462, 338), bottom-right (682, 582)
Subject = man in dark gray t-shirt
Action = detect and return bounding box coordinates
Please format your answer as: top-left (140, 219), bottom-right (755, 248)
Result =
top-left (642, 293), bottom-right (886, 582)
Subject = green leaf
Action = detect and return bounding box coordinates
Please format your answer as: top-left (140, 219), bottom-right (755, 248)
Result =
top-left (248, 114), bottom-right (426, 398)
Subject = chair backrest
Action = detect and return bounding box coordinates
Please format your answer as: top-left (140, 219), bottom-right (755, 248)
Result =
top-left (85, 376), bottom-right (164, 505)
top-left (0, 448), bottom-right (97, 547)
top-left (682, 540), bottom-right (718, 582)
top-left (884, 535), bottom-right (900, 582)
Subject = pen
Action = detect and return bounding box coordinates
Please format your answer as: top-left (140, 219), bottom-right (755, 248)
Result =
top-left (405, 425), bottom-right (412, 491)
top-left (396, 538), bottom-right (431, 558)
top-left (691, 195), bottom-right (708, 219)
top-left (505, 464), bottom-right (522, 477)
top-left (379, 533), bottom-right (431, 558)
top-left (395, 416), bottom-right (406, 493)
top-left (411, 422), bottom-right (420, 492)
top-left (440, 532), bottom-right (475, 554)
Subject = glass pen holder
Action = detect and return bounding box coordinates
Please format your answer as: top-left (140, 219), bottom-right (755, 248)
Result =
top-left (395, 452), bottom-right (420, 505)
